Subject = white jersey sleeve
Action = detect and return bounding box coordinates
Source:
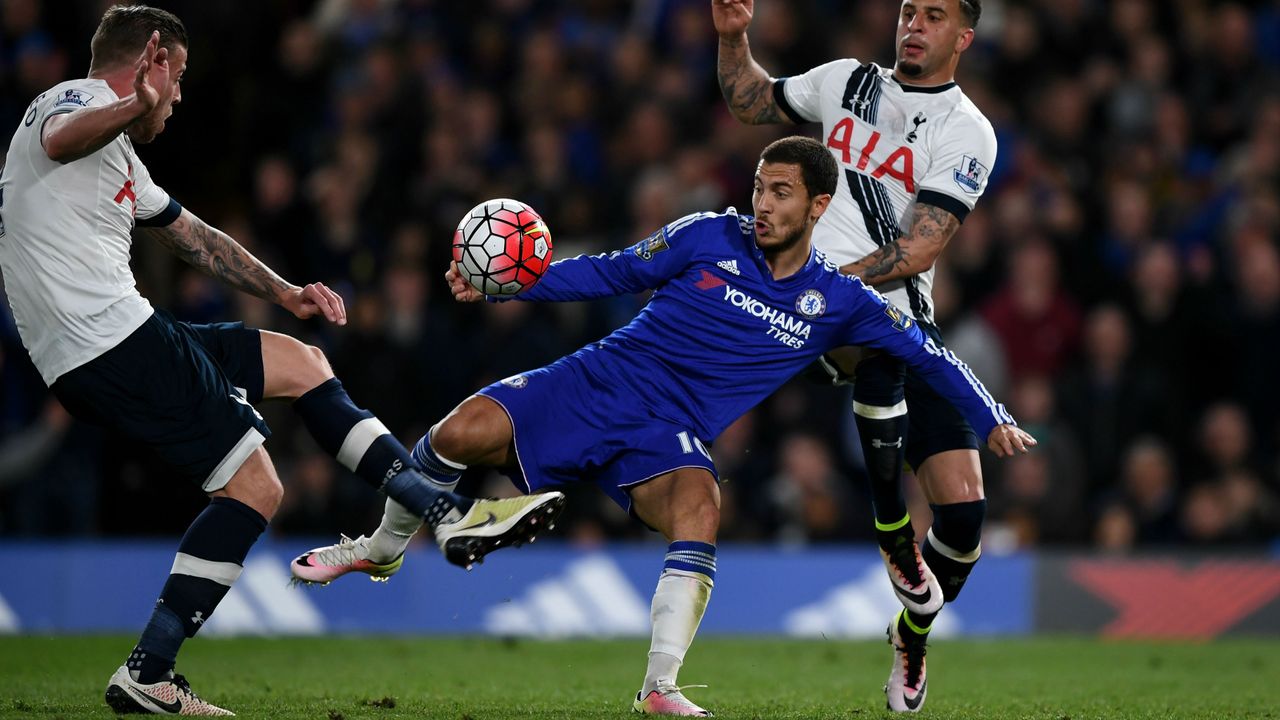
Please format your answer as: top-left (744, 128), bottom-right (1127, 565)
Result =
top-left (916, 106), bottom-right (997, 216)
top-left (41, 84), bottom-right (107, 123)
top-left (775, 58), bottom-right (859, 124)
top-left (130, 153), bottom-right (176, 224)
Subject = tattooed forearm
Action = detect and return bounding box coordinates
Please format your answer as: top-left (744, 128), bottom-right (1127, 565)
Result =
top-left (859, 240), bottom-right (910, 282)
top-left (144, 210), bottom-right (292, 302)
top-left (717, 34), bottom-right (787, 125)
top-left (839, 202), bottom-right (960, 285)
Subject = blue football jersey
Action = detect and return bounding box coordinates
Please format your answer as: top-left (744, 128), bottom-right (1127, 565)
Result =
top-left (511, 209), bottom-right (1012, 443)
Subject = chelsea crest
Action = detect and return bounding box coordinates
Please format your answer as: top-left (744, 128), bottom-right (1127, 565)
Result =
top-left (795, 289), bottom-right (826, 318)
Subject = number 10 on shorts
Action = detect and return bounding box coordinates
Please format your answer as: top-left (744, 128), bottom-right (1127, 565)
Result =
top-left (677, 431), bottom-right (712, 460)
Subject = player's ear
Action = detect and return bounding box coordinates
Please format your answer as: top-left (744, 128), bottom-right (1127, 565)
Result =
top-left (955, 27), bottom-right (974, 53)
top-left (809, 193), bottom-right (832, 221)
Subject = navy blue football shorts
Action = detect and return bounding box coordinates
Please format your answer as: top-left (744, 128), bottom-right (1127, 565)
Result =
top-left (901, 322), bottom-right (980, 469)
top-left (51, 310), bottom-right (270, 492)
top-left (476, 354), bottom-right (718, 514)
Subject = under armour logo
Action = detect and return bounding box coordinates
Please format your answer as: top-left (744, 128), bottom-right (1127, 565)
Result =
top-left (871, 437), bottom-right (903, 449)
top-left (906, 113), bottom-right (927, 143)
top-left (191, 611), bottom-right (205, 626)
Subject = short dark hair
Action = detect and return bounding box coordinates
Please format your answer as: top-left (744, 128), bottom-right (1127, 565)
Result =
top-left (90, 4), bottom-right (187, 72)
top-left (759, 136), bottom-right (838, 199)
top-left (959, 0), bottom-right (981, 28)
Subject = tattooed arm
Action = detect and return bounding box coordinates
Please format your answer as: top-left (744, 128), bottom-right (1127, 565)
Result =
top-left (142, 208), bottom-right (347, 324)
top-left (713, 0), bottom-right (790, 125)
top-left (839, 202), bottom-right (961, 285)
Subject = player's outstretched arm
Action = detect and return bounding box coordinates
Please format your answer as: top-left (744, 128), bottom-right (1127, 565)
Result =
top-left (42, 31), bottom-right (166, 163)
top-left (141, 208), bottom-right (346, 325)
top-left (840, 202), bottom-right (960, 285)
top-left (714, 0), bottom-right (790, 125)
top-left (987, 424), bottom-right (1037, 458)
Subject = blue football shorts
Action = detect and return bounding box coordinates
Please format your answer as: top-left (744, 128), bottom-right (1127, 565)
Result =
top-left (476, 354), bottom-right (718, 513)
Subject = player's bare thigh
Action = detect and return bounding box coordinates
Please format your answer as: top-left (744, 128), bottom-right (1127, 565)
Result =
top-left (212, 446), bottom-right (284, 520)
top-left (430, 395), bottom-right (517, 468)
top-left (258, 331), bottom-right (335, 400)
top-left (914, 448), bottom-right (984, 505)
top-left (628, 467), bottom-right (720, 543)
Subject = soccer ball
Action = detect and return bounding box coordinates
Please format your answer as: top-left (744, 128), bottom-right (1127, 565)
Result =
top-left (452, 198), bottom-right (554, 297)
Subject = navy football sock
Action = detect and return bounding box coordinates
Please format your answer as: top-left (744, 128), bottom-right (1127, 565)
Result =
top-left (129, 497), bottom-right (267, 683)
top-left (853, 355), bottom-right (909, 530)
top-left (293, 378), bottom-right (469, 518)
top-left (922, 499), bottom-right (986, 603)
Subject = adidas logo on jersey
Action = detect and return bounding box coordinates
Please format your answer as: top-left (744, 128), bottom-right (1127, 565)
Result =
top-left (716, 259), bottom-right (741, 275)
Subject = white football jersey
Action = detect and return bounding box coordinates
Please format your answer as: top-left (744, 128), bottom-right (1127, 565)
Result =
top-left (777, 59), bottom-right (996, 324)
top-left (0, 79), bottom-right (176, 385)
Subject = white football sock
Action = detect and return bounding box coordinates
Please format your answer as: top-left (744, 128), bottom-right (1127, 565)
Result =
top-left (643, 569), bottom-right (713, 695)
top-left (365, 498), bottom-right (424, 563)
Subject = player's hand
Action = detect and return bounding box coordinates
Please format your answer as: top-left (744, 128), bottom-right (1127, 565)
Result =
top-left (446, 262), bottom-right (484, 302)
top-left (987, 424), bottom-right (1037, 458)
top-left (132, 31), bottom-right (168, 114)
top-left (712, 0), bottom-right (754, 37)
top-left (280, 282), bottom-right (347, 325)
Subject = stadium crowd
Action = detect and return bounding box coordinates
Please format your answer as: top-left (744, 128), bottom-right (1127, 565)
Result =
top-left (1, 0), bottom-right (1278, 551)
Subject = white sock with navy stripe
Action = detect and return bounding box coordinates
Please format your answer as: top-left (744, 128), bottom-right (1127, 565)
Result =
top-left (366, 429), bottom-right (466, 563)
top-left (643, 541), bottom-right (715, 696)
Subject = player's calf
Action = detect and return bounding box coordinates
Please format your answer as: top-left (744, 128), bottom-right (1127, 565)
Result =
top-left (921, 499), bottom-right (985, 603)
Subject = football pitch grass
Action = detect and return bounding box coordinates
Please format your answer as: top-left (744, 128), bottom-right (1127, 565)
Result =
top-left (2, 636), bottom-right (1277, 719)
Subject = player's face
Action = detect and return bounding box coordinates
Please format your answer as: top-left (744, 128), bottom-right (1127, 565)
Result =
top-left (895, 0), bottom-right (972, 80)
top-left (127, 45), bottom-right (187, 144)
top-left (752, 161), bottom-right (818, 253)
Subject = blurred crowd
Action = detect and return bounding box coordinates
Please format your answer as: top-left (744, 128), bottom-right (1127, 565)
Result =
top-left (1, 0), bottom-right (1278, 552)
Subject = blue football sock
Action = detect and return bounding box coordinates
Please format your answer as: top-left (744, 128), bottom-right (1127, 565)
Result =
top-left (411, 430), bottom-right (465, 491)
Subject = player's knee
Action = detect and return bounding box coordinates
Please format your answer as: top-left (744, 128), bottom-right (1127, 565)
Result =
top-left (431, 411), bottom-right (491, 464)
top-left (259, 474), bottom-right (284, 516)
top-left (297, 343), bottom-right (334, 389)
top-left (930, 498), bottom-right (986, 556)
top-left (220, 449), bottom-right (284, 519)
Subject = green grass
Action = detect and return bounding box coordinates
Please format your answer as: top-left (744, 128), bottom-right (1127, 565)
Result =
top-left (1, 636), bottom-right (1277, 719)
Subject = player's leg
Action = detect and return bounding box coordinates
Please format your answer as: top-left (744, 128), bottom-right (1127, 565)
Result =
top-left (882, 333), bottom-right (983, 713)
top-left (914, 448), bottom-right (984, 614)
top-left (628, 467), bottom-right (719, 717)
top-left (882, 449), bottom-right (982, 714)
top-left (291, 394), bottom-right (564, 580)
top-left (851, 350), bottom-right (943, 617)
top-left (107, 448), bottom-right (281, 716)
top-left (256, 330), bottom-right (471, 526)
top-left (48, 312), bottom-right (277, 715)
top-left (361, 395), bottom-right (519, 565)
